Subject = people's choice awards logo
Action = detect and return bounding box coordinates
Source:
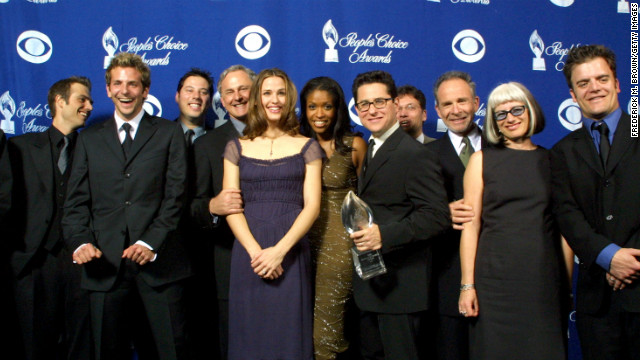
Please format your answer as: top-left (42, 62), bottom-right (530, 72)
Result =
top-left (211, 92), bottom-right (228, 128)
top-left (235, 25), bottom-right (271, 60)
top-left (143, 95), bottom-right (162, 117)
top-left (16, 30), bottom-right (53, 64)
top-left (530, 30), bottom-right (546, 71)
top-left (101, 26), bottom-right (189, 67)
top-left (323, 20), bottom-right (339, 63)
top-left (452, 30), bottom-right (485, 63)
top-left (0, 91), bottom-right (16, 134)
top-left (618, 0), bottom-right (630, 13)
top-left (558, 98), bottom-right (583, 131)
top-left (549, 0), bottom-right (574, 6)
top-left (103, 27), bottom-right (119, 69)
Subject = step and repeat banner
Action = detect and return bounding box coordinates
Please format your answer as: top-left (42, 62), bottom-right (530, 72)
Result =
top-left (0, 1), bottom-right (635, 359)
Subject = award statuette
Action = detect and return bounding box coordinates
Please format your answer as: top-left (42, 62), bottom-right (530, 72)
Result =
top-left (341, 191), bottom-right (387, 280)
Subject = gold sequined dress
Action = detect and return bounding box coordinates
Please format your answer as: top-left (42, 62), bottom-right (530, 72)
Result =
top-left (309, 136), bottom-right (357, 360)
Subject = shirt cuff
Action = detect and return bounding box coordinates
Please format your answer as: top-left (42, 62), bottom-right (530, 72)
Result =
top-left (595, 243), bottom-right (621, 271)
top-left (211, 213), bottom-right (219, 225)
top-left (135, 240), bottom-right (158, 262)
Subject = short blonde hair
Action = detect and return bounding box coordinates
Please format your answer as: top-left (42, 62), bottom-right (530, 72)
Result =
top-left (484, 82), bottom-right (545, 145)
top-left (105, 52), bottom-right (151, 89)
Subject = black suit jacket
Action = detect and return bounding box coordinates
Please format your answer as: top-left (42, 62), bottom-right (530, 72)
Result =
top-left (6, 130), bottom-right (63, 275)
top-left (0, 130), bottom-right (10, 222)
top-left (190, 120), bottom-right (240, 300)
top-left (551, 112), bottom-right (640, 313)
top-left (62, 113), bottom-right (192, 291)
top-left (355, 127), bottom-right (450, 314)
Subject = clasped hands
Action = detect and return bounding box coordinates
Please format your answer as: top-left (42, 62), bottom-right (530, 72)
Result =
top-left (251, 246), bottom-right (285, 281)
top-left (606, 247), bottom-right (640, 291)
top-left (73, 243), bottom-right (155, 266)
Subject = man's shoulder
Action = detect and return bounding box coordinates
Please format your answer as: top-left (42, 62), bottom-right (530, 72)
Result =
top-left (195, 123), bottom-right (237, 147)
top-left (551, 126), bottom-right (585, 151)
top-left (8, 131), bottom-right (46, 146)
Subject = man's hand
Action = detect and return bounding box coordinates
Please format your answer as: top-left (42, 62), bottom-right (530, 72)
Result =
top-left (449, 199), bottom-right (474, 230)
top-left (350, 224), bottom-right (382, 252)
top-left (73, 243), bottom-right (102, 265)
top-left (122, 244), bottom-right (155, 266)
top-left (609, 248), bottom-right (640, 284)
top-left (606, 272), bottom-right (627, 291)
top-left (209, 189), bottom-right (243, 216)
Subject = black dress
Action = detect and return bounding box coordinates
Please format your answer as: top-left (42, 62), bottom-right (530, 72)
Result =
top-left (472, 147), bottom-right (566, 359)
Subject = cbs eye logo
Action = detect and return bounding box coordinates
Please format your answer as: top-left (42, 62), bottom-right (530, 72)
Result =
top-left (347, 98), bottom-right (363, 126)
top-left (452, 29), bottom-right (485, 63)
top-left (235, 25), bottom-right (271, 60)
top-left (16, 30), bottom-right (53, 64)
top-left (549, 0), bottom-right (574, 7)
top-left (143, 94), bottom-right (163, 117)
top-left (558, 98), bottom-right (582, 131)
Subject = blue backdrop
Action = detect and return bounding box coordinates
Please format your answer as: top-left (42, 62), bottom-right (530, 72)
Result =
top-left (1, 1), bottom-right (635, 359)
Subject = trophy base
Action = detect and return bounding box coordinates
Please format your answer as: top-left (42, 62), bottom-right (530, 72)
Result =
top-left (104, 56), bottom-right (114, 69)
top-left (351, 247), bottom-right (387, 280)
top-left (0, 119), bottom-right (15, 134)
top-left (325, 49), bottom-right (338, 63)
top-left (532, 58), bottom-right (546, 71)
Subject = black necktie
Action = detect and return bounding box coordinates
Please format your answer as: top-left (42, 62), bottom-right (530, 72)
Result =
top-left (595, 122), bottom-right (610, 167)
top-left (459, 136), bottom-right (475, 168)
top-left (121, 123), bottom-right (133, 158)
top-left (57, 136), bottom-right (69, 174)
top-left (185, 129), bottom-right (195, 146)
top-left (363, 139), bottom-right (375, 174)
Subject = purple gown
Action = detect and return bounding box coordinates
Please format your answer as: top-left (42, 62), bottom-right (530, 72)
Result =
top-left (225, 137), bottom-right (323, 360)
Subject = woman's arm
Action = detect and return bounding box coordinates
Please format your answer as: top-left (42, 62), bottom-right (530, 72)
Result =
top-left (459, 150), bottom-right (484, 318)
top-left (351, 136), bottom-right (367, 177)
top-left (222, 158), bottom-right (262, 259)
top-left (251, 158), bottom-right (322, 278)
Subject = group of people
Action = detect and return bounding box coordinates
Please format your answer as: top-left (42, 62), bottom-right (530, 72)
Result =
top-left (0, 43), bottom-right (638, 360)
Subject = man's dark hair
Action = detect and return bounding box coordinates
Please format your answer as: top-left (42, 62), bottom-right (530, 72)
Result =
top-left (351, 70), bottom-right (397, 102)
top-left (47, 76), bottom-right (92, 118)
top-left (176, 68), bottom-right (214, 95)
top-left (432, 71), bottom-right (476, 105)
top-left (563, 44), bottom-right (617, 88)
top-left (397, 85), bottom-right (426, 110)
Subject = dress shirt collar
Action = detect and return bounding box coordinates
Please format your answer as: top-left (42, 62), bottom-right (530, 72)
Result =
top-left (228, 117), bottom-right (246, 135)
top-left (114, 110), bottom-right (145, 143)
top-left (180, 122), bottom-right (206, 141)
top-left (447, 125), bottom-right (482, 156)
top-left (368, 122), bottom-right (400, 157)
top-left (415, 133), bottom-right (425, 144)
top-left (582, 107), bottom-right (621, 145)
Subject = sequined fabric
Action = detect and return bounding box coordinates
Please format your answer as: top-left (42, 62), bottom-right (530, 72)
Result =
top-left (308, 136), bottom-right (358, 360)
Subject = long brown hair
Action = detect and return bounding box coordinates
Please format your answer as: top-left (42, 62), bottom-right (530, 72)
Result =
top-left (244, 68), bottom-right (299, 139)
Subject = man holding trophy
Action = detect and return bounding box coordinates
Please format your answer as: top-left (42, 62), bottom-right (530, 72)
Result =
top-left (348, 70), bottom-right (450, 360)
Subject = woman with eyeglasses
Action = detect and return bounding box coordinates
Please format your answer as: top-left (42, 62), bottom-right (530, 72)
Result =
top-left (457, 82), bottom-right (573, 359)
top-left (299, 76), bottom-right (367, 360)
top-left (223, 68), bottom-right (323, 360)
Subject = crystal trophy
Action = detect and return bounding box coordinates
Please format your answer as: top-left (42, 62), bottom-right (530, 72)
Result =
top-left (341, 191), bottom-right (387, 280)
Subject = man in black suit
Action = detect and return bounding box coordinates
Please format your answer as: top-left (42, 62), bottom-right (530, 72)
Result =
top-left (0, 129), bottom-right (9, 219)
top-left (190, 64), bottom-right (255, 360)
top-left (174, 67), bottom-right (214, 358)
top-left (551, 44), bottom-right (640, 360)
top-left (426, 71), bottom-right (482, 360)
top-left (349, 70), bottom-right (450, 360)
top-left (62, 52), bottom-right (192, 360)
top-left (397, 85), bottom-right (435, 144)
top-left (7, 77), bottom-right (94, 360)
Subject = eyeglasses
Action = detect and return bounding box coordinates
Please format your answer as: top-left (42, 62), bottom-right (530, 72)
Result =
top-left (356, 97), bottom-right (393, 112)
top-left (494, 105), bottom-right (526, 121)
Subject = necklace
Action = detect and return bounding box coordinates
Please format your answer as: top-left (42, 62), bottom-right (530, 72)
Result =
top-left (265, 133), bottom-right (285, 156)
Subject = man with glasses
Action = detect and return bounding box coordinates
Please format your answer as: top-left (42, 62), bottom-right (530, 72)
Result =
top-left (397, 85), bottom-right (435, 144)
top-left (551, 44), bottom-right (640, 360)
top-left (350, 70), bottom-right (450, 360)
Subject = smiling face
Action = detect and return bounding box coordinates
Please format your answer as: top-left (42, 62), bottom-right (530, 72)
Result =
top-left (56, 82), bottom-right (93, 133)
top-left (397, 94), bottom-right (426, 138)
top-left (175, 75), bottom-right (211, 127)
top-left (494, 100), bottom-right (529, 142)
top-left (569, 57), bottom-right (620, 120)
top-left (356, 82), bottom-right (397, 137)
top-left (260, 76), bottom-right (287, 124)
top-left (305, 90), bottom-right (336, 136)
top-left (435, 78), bottom-right (479, 136)
top-left (106, 66), bottom-right (149, 120)
top-left (220, 70), bottom-right (253, 122)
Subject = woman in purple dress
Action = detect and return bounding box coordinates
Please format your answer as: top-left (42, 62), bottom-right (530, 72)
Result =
top-left (223, 68), bottom-right (323, 360)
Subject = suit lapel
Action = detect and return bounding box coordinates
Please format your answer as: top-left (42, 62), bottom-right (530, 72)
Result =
top-left (358, 127), bottom-right (403, 194)
top-left (100, 117), bottom-right (127, 162)
top-left (29, 131), bottom-right (54, 195)
top-left (572, 126), bottom-right (603, 176)
top-left (606, 113), bottom-right (633, 174)
top-left (126, 114), bottom-right (159, 166)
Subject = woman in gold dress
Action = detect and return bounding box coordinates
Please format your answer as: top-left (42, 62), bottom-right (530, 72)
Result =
top-left (299, 76), bottom-right (367, 360)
